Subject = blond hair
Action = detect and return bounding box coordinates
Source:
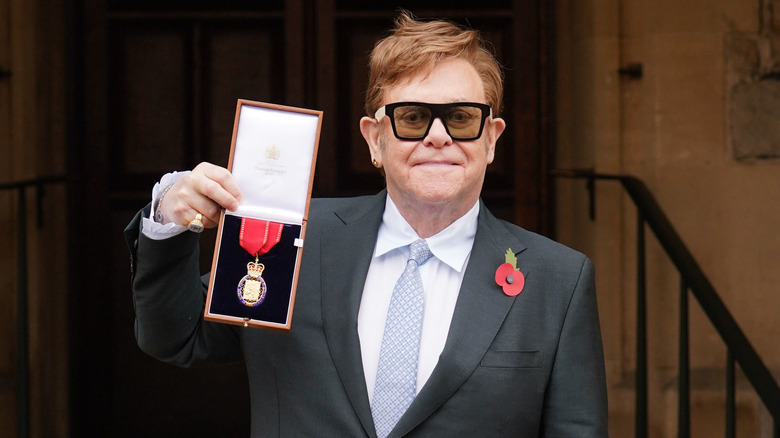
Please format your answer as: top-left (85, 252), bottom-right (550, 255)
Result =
top-left (365, 11), bottom-right (504, 117)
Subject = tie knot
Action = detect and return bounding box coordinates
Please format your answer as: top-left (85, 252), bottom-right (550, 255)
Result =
top-left (408, 239), bottom-right (433, 266)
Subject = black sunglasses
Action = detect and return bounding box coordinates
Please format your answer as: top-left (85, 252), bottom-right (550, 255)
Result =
top-left (374, 102), bottom-right (492, 141)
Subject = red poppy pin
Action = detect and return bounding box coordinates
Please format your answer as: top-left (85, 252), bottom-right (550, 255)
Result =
top-left (495, 248), bottom-right (525, 296)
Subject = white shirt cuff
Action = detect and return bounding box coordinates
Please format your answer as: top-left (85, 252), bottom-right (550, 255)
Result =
top-left (141, 171), bottom-right (190, 241)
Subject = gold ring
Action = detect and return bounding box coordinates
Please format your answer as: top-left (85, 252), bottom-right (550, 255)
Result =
top-left (188, 213), bottom-right (205, 233)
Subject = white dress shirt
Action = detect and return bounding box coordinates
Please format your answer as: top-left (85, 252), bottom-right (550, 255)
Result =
top-left (359, 196), bottom-right (478, 403)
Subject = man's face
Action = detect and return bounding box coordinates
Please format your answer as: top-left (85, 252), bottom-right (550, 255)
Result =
top-left (361, 58), bottom-right (505, 216)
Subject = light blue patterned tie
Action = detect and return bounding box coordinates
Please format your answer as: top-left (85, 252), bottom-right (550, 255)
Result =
top-left (372, 239), bottom-right (433, 438)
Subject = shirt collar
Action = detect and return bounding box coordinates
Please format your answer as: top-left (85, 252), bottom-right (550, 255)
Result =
top-left (374, 195), bottom-right (479, 272)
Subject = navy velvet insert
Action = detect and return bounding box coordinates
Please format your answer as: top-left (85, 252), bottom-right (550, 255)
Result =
top-left (209, 214), bottom-right (301, 325)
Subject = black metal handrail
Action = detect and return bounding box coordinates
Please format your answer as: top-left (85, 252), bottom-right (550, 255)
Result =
top-left (0, 175), bottom-right (71, 438)
top-left (553, 169), bottom-right (780, 438)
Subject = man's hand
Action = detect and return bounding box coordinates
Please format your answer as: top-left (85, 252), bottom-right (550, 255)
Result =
top-left (158, 162), bottom-right (243, 229)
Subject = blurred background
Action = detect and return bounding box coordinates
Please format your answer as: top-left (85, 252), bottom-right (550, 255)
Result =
top-left (1, 0), bottom-right (778, 436)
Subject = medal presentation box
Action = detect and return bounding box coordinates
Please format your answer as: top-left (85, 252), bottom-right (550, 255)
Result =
top-left (205, 99), bottom-right (322, 330)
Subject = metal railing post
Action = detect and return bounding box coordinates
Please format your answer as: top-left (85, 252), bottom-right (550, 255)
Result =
top-left (679, 278), bottom-right (690, 438)
top-left (16, 186), bottom-right (30, 438)
top-left (726, 351), bottom-right (735, 438)
top-left (636, 212), bottom-right (648, 438)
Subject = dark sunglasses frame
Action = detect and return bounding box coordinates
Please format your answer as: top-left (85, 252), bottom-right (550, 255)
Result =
top-left (374, 102), bottom-right (492, 141)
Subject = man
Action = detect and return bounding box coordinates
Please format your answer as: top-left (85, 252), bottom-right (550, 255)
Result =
top-left (126, 12), bottom-right (607, 437)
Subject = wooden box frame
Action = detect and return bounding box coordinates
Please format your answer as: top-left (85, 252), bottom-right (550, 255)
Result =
top-left (204, 99), bottom-right (322, 329)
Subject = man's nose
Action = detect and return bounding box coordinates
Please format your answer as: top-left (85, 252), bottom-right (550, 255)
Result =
top-left (424, 118), bottom-right (453, 148)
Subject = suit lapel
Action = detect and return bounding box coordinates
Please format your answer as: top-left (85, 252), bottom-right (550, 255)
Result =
top-left (321, 192), bottom-right (386, 437)
top-left (391, 203), bottom-right (528, 437)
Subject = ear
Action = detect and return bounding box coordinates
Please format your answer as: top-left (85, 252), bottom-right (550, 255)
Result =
top-left (484, 117), bottom-right (506, 164)
top-left (360, 116), bottom-right (384, 166)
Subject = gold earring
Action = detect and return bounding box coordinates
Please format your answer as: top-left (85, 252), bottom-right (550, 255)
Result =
top-left (372, 158), bottom-right (380, 167)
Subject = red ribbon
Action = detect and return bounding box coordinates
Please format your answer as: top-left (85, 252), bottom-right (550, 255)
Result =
top-left (239, 218), bottom-right (284, 257)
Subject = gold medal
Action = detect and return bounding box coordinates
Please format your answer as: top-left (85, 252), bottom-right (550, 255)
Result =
top-left (237, 219), bottom-right (283, 307)
top-left (237, 259), bottom-right (267, 307)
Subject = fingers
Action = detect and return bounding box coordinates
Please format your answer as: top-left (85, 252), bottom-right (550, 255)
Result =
top-left (192, 162), bottom-right (243, 210)
top-left (159, 162), bottom-right (243, 229)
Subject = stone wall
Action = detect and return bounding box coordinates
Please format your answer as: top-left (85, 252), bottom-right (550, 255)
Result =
top-left (556, 0), bottom-right (780, 436)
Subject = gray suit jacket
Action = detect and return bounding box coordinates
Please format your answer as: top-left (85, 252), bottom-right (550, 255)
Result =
top-left (125, 191), bottom-right (607, 437)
